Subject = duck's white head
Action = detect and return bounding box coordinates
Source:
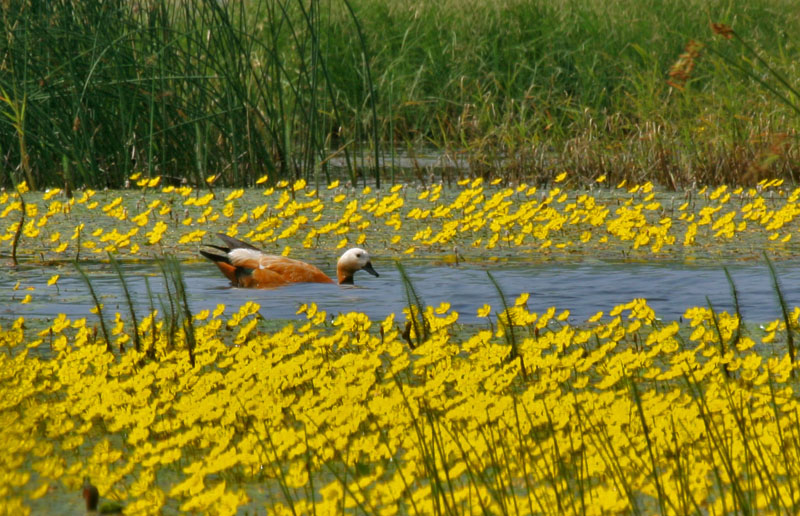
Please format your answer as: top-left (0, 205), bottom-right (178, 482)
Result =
top-left (336, 248), bottom-right (379, 284)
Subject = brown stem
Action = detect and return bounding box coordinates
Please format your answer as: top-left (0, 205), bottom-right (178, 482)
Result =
top-left (10, 191), bottom-right (25, 266)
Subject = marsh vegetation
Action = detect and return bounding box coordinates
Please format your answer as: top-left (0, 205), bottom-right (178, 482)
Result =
top-left (3, 0), bottom-right (800, 514)
top-left (0, 0), bottom-right (799, 190)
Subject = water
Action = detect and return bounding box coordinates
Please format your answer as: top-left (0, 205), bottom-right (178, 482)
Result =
top-left (3, 259), bottom-right (800, 324)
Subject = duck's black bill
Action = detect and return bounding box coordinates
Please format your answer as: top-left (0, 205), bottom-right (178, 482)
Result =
top-left (364, 262), bottom-right (379, 277)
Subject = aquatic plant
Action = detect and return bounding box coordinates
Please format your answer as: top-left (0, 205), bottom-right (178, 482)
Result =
top-left (4, 174), bottom-right (800, 513)
top-left (2, 286), bottom-right (800, 514)
top-left (0, 0), bottom-right (377, 190)
top-left (395, 259), bottom-right (429, 349)
top-left (3, 174), bottom-right (800, 270)
top-left (1, 0), bottom-right (799, 188)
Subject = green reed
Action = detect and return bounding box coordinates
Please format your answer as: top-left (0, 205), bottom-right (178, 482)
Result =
top-left (76, 253), bottom-right (198, 364)
top-left (395, 260), bottom-right (429, 349)
top-left (108, 253), bottom-right (141, 353)
top-left (486, 270), bottom-right (528, 380)
top-left (705, 297), bottom-right (731, 379)
top-left (765, 253), bottom-right (796, 369)
top-left (74, 260), bottom-right (113, 353)
top-left (1, 0), bottom-right (798, 190)
top-left (723, 267), bottom-right (744, 349)
top-left (351, 0), bottom-right (800, 186)
top-left (0, 0), bottom-right (377, 190)
top-left (158, 256), bottom-right (197, 366)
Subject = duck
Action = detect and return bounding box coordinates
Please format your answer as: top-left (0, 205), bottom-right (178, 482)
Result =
top-left (200, 233), bottom-right (379, 288)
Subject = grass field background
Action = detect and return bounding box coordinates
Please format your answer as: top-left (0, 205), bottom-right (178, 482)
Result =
top-left (0, 0), bottom-right (798, 189)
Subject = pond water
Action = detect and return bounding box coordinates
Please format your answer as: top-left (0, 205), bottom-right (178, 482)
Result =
top-left (3, 259), bottom-right (800, 324)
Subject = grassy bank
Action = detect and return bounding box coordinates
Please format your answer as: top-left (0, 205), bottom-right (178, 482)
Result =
top-left (0, 0), bottom-right (798, 189)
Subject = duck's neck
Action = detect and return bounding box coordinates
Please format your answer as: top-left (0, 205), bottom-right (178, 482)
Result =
top-left (337, 268), bottom-right (354, 284)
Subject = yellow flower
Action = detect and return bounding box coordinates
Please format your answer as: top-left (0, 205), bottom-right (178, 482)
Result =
top-left (225, 189), bottom-right (244, 201)
top-left (146, 221), bottom-right (168, 244)
top-left (179, 230), bottom-right (207, 244)
top-left (71, 223), bottom-right (84, 240)
top-left (213, 304), bottom-right (226, 318)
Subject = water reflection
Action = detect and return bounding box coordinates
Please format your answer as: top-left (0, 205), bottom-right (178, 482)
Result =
top-left (2, 260), bottom-right (800, 323)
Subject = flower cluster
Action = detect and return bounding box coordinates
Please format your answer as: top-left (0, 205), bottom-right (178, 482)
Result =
top-left (2, 294), bottom-right (799, 515)
top-left (1, 176), bottom-right (798, 267)
top-left (3, 175), bottom-right (800, 514)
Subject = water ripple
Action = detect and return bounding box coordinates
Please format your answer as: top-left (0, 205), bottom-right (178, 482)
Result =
top-left (2, 260), bottom-right (799, 324)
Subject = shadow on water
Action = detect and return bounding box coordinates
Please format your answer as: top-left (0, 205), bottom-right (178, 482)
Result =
top-left (3, 260), bottom-right (800, 324)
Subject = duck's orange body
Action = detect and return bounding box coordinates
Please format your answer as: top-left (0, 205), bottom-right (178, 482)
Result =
top-left (201, 234), bottom-right (378, 288)
top-left (211, 251), bottom-right (334, 288)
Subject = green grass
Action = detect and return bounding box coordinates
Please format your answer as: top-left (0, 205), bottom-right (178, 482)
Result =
top-left (0, 0), bottom-right (798, 189)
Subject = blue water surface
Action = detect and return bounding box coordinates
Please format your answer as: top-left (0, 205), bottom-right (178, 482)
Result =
top-left (2, 259), bottom-right (799, 324)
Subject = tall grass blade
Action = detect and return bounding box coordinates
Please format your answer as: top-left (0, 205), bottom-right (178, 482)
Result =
top-left (74, 260), bottom-right (112, 353)
top-left (157, 260), bottom-right (179, 353)
top-left (723, 266), bottom-right (743, 348)
top-left (143, 276), bottom-right (158, 360)
top-left (162, 256), bottom-right (196, 367)
top-left (574, 402), bottom-right (641, 515)
top-left (510, 397), bottom-right (541, 515)
top-left (628, 376), bottom-right (667, 515)
top-left (705, 296), bottom-right (731, 379)
top-left (683, 370), bottom-right (751, 513)
top-left (299, 412), bottom-right (381, 515)
top-left (438, 420), bottom-right (501, 514)
top-left (294, 0), bottom-right (356, 185)
top-left (108, 253), bottom-right (141, 353)
top-left (486, 271), bottom-right (527, 380)
top-left (474, 420), bottom-right (513, 514)
top-left (764, 252), bottom-right (795, 371)
top-left (423, 408), bottom-right (456, 515)
top-left (340, 0), bottom-right (380, 188)
top-left (10, 189), bottom-right (24, 266)
top-left (395, 260), bottom-right (429, 348)
top-left (235, 400), bottom-right (298, 516)
top-left (766, 377), bottom-right (797, 513)
top-left (540, 401), bottom-right (568, 514)
top-left (706, 26), bottom-right (800, 117)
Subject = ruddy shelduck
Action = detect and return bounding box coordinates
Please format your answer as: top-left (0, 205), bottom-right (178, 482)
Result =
top-left (200, 234), bottom-right (379, 288)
